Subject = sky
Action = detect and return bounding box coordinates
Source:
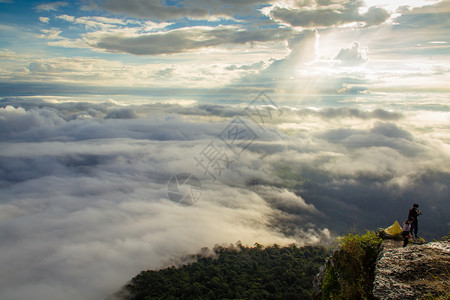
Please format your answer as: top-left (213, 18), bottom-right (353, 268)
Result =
top-left (0, 0), bottom-right (449, 299)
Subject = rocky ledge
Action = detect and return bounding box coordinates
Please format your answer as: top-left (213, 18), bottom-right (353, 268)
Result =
top-left (373, 239), bottom-right (450, 299)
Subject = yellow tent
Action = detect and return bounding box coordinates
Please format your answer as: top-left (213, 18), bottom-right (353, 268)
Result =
top-left (385, 220), bottom-right (402, 236)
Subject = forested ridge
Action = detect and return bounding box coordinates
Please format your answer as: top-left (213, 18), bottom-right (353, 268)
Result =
top-left (123, 244), bottom-right (329, 299)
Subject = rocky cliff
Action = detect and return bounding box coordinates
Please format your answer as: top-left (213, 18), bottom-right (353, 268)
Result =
top-left (373, 239), bottom-right (450, 299)
top-left (314, 237), bottom-right (450, 300)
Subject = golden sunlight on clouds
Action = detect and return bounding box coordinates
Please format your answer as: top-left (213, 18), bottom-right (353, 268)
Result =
top-left (0, 1), bottom-right (449, 299)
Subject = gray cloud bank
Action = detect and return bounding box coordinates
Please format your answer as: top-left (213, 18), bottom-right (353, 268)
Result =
top-left (95, 27), bottom-right (292, 55)
top-left (269, 1), bottom-right (390, 28)
top-left (98, 0), bottom-right (272, 20)
top-left (96, 0), bottom-right (391, 28)
top-left (84, 0), bottom-right (393, 57)
top-left (0, 98), bottom-right (449, 299)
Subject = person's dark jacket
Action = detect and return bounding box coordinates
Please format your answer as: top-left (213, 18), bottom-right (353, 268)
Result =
top-left (408, 208), bottom-right (419, 222)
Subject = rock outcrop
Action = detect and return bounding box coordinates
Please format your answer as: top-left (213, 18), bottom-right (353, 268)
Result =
top-left (313, 237), bottom-right (450, 300)
top-left (373, 239), bottom-right (450, 299)
top-left (312, 232), bottom-right (382, 299)
top-left (312, 251), bottom-right (332, 300)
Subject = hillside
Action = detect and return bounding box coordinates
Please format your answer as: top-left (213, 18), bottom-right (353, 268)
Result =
top-left (112, 244), bottom-right (329, 300)
top-left (112, 233), bottom-right (449, 300)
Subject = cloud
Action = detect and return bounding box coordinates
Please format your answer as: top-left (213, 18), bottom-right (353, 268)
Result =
top-left (225, 61), bottom-right (265, 71)
top-left (363, 6), bottom-right (391, 26)
top-left (0, 98), bottom-right (449, 300)
top-left (35, 1), bottom-right (68, 11)
top-left (0, 106), bottom-right (65, 141)
top-left (352, 1), bottom-right (450, 60)
top-left (335, 42), bottom-right (368, 66)
top-left (253, 185), bottom-right (319, 214)
top-left (318, 122), bottom-right (419, 157)
top-left (391, 1), bottom-right (450, 37)
top-left (256, 29), bottom-right (319, 81)
top-left (39, 17), bottom-right (50, 23)
top-left (56, 14), bottom-right (135, 30)
top-left (105, 108), bottom-right (138, 119)
top-left (97, 0), bottom-right (272, 20)
top-left (56, 14), bottom-right (75, 22)
top-left (94, 26), bottom-right (292, 55)
top-left (289, 107), bottom-right (403, 121)
top-left (265, 0), bottom-right (391, 28)
top-left (0, 46), bottom-right (282, 94)
top-left (0, 100), bottom-right (327, 300)
top-left (99, 0), bottom-right (209, 20)
top-left (37, 29), bottom-right (63, 40)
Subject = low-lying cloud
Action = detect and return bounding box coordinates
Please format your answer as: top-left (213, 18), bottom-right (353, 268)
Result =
top-left (0, 98), bottom-right (448, 300)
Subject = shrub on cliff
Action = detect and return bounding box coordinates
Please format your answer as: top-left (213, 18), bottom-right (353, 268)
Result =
top-left (321, 231), bottom-right (382, 300)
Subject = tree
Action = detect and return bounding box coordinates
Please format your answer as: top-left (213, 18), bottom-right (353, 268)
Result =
top-left (124, 244), bottom-right (329, 299)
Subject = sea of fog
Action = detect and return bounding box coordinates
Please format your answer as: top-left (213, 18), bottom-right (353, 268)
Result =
top-left (0, 95), bottom-right (449, 300)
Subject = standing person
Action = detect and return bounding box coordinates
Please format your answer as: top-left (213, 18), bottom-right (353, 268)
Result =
top-left (408, 203), bottom-right (422, 239)
top-left (402, 217), bottom-right (413, 247)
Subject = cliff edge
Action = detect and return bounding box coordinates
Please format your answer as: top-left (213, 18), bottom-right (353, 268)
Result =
top-left (313, 235), bottom-right (449, 300)
top-left (373, 239), bottom-right (450, 299)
